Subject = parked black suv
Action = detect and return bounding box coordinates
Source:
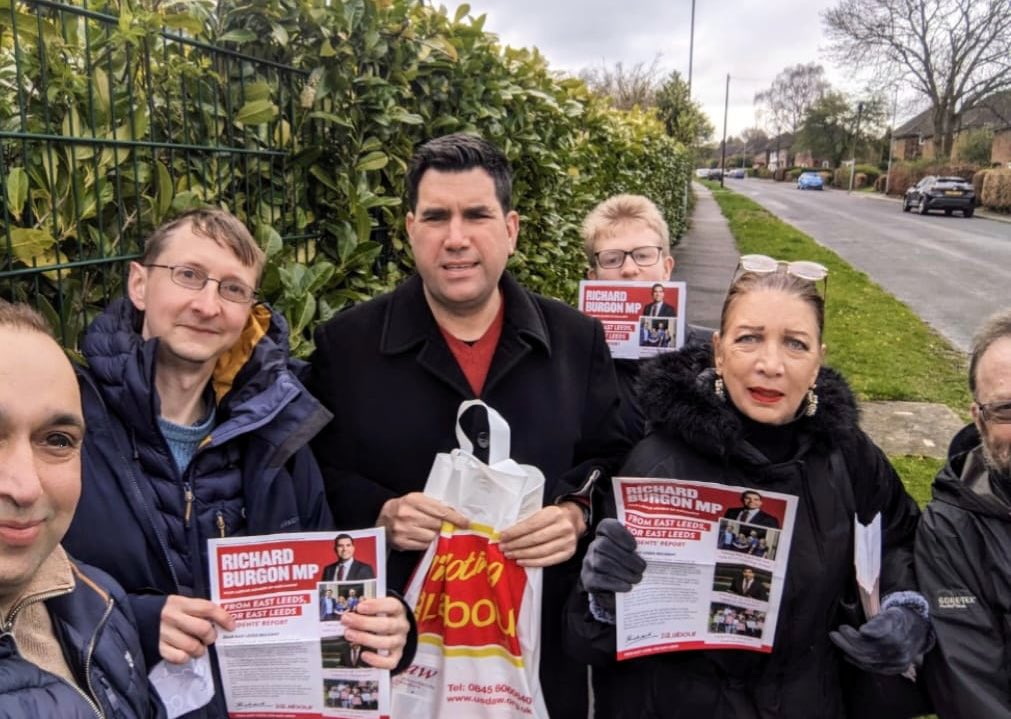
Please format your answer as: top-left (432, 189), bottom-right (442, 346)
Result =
top-left (903, 176), bottom-right (975, 217)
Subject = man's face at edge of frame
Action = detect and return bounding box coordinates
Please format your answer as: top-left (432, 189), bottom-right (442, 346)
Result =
top-left (0, 328), bottom-right (84, 603)
top-left (973, 336), bottom-right (1011, 476)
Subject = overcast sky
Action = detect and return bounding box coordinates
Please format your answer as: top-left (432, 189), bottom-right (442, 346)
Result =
top-left (465, 0), bottom-right (914, 140)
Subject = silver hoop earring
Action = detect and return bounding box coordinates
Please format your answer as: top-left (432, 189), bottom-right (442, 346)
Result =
top-left (805, 387), bottom-right (818, 417)
top-left (714, 376), bottom-right (726, 402)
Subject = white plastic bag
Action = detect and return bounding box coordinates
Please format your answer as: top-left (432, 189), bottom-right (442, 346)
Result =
top-left (391, 400), bottom-right (549, 718)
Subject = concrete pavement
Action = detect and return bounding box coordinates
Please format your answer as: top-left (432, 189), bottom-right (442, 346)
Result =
top-left (674, 182), bottom-right (966, 460)
top-left (673, 183), bottom-right (739, 331)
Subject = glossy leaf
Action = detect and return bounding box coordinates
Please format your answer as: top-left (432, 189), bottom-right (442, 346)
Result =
top-left (219, 29), bottom-right (257, 43)
top-left (355, 151), bottom-right (388, 172)
top-left (6, 167), bottom-right (28, 221)
top-left (9, 227), bottom-right (56, 265)
top-left (234, 100), bottom-right (279, 126)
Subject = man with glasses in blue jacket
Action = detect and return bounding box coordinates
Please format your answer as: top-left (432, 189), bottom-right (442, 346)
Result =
top-left (63, 208), bottom-right (413, 718)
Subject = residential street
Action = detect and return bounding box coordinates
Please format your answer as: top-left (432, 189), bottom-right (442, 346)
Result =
top-left (727, 177), bottom-right (1011, 352)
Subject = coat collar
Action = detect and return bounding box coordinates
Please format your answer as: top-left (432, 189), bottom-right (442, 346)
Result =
top-left (932, 424), bottom-right (1011, 521)
top-left (380, 272), bottom-right (551, 356)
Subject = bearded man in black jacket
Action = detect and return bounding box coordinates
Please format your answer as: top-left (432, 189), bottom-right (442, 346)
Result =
top-left (916, 308), bottom-right (1011, 719)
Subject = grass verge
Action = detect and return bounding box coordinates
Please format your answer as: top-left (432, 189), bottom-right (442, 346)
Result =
top-left (700, 180), bottom-right (969, 505)
top-left (890, 456), bottom-right (944, 506)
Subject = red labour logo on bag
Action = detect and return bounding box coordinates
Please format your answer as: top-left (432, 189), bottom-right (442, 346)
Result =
top-left (414, 529), bottom-right (527, 659)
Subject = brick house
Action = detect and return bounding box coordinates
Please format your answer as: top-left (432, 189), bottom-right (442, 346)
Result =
top-left (891, 90), bottom-right (1011, 165)
top-left (764, 132), bottom-right (794, 170)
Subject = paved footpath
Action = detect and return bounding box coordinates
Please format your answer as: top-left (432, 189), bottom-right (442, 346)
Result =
top-left (673, 183), bottom-right (739, 331)
top-left (675, 183), bottom-right (966, 460)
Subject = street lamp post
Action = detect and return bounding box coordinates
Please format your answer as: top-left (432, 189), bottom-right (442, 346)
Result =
top-left (847, 101), bottom-right (864, 194)
top-left (687, 0), bottom-right (695, 92)
top-left (884, 87), bottom-right (898, 195)
top-left (720, 73), bottom-right (730, 189)
top-left (681, 0), bottom-right (696, 231)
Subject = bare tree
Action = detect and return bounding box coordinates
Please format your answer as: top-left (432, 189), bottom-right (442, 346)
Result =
top-left (578, 56), bottom-right (665, 110)
top-left (824, 0), bottom-right (1011, 159)
top-left (754, 64), bottom-right (831, 135)
top-left (740, 127), bottom-right (770, 159)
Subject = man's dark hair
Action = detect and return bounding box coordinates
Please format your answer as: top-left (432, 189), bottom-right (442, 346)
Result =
top-left (406, 133), bottom-right (513, 213)
top-left (652, 283), bottom-right (665, 292)
top-left (335, 533), bottom-right (353, 545)
top-left (741, 490), bottom-right (761, 503)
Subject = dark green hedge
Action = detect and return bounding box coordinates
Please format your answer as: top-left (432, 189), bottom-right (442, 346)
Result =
top-left (0, 0), bottom-right (689, 354)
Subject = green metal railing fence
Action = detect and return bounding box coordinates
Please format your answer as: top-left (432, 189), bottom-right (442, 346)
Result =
top-left (0, 0), bottom-right (317, 346)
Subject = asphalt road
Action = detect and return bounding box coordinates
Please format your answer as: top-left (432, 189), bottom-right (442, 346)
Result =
top-left (726, 177), bottom-right (1011, 352)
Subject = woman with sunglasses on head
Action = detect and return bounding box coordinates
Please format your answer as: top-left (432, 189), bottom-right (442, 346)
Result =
top-left (566, 256), bottom-right (930, 719)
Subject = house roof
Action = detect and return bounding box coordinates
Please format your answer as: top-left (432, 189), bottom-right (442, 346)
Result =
top-left (894, 109), bottom-right (933, 138)
top-left (894, 90), bottom-right (1011, 138)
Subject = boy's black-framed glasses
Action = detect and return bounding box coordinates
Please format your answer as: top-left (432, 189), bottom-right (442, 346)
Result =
top-left (594, 246), bottom-right (664, 269)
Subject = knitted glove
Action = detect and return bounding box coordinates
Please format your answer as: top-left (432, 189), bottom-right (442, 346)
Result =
top-left (830, 593), bottom-right (934, 675)
top-left (581, 519), bottom-right (647, 624)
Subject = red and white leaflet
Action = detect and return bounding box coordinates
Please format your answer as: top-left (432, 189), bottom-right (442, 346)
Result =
top-left (612, 478), bottom-right (797, 660)
top-left (208, 529), bottom-right (388, 719)
top-left (577, 280), bottom-right (687, 359)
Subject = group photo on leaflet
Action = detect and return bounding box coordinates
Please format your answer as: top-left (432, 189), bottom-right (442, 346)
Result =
top-left (3, 1), bottom-right (1011, 717)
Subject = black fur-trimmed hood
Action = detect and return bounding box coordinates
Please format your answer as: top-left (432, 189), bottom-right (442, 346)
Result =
top-left (636, 343), bottom-right (861, 461)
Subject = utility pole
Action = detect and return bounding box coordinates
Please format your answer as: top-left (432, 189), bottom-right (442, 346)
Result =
top-left (847, 101), bottom-right (864, 194)
top-left (687, 0), bottom-right (695, 93)
top-left (720, 73), bottom-right (729, 189)
top-left (884, 88), bottom-right (898, 195)
top-left (681, 0), bottom-right (697, 239)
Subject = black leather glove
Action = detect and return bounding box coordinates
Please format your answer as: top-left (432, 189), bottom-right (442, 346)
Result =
top-left (830, 605), bottom-right (932, 675)
top-left (581, 519), bottom-right (647, 620)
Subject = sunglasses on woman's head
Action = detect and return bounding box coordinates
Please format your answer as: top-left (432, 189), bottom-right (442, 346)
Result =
top-left (734, 254), bottom-right (829, 300)
top-left (738, 254), bottom-right (828, 281)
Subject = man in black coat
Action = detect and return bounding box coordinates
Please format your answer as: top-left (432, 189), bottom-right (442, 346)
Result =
top-left (728, 567), bottom-right (767, 601)
top-left (321, 534), bottom-right (375, 582)
top-left (722, 490), bottom-right (780, 529)
top-left (308, 133), bottom-right (629, 719)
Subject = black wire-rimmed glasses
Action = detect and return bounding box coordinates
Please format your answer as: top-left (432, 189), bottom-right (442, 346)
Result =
top-left (144, 264), bottom-right (258, 304)
top-left (975, 399), bottom-right (1011, 424)
top-left (594, 246), bottom-right (664, 269)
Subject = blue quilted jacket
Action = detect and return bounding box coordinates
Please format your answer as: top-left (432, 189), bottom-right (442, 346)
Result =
top-left (0, 557), bottom-right (164, 718)
top-left (63, 298), bottom-right (333, 718)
